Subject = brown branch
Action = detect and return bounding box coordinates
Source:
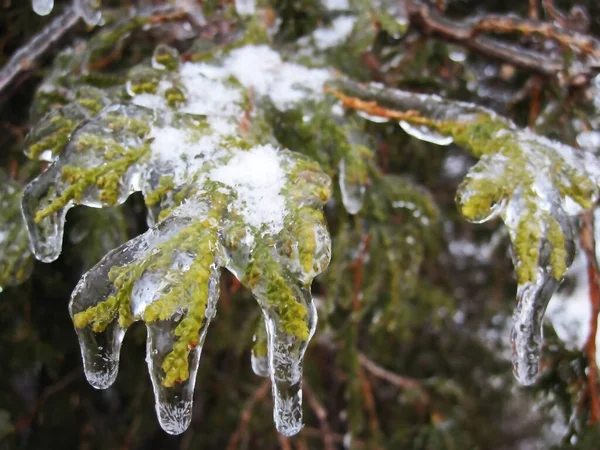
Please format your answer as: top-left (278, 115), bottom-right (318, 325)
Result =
top-left (358, 352), bottom-right (429, 403)
top-left (226, 379), bottom-right (271, 450)
top-left (277, 435), bottom-right (292, 450)
top-left (529, 0), bottom-right (539, 20)
top-left (406, 1), bottom-right (599, 81)
top-left (303, 383), bottom-right (335, 450)
top-left (328, 88), bottom-right (425, 125)
top-left (15, 369), bottom-right (82, 433)
top-left (357, 368), bottom-right (382, 440)
top-left (302, 427), bottom-right (367, 449)
top-left (580, 211), bottom-right (600, 425)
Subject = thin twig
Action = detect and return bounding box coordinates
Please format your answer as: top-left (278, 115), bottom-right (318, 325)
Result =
top-left (278, 434), bottom-right (292, 450)
top-left (226, 379), bottom-right (271, 450)
top-left (302, 427), bottom-right (367, 449)
top-left (303, 383), bottom-right (335, 450)
top-left (580, 210), bottom-right (600, 425)
top-left (357, 368), bottom-right (382, 440)
top-left (406, 1), bottom-right (599, 81)
top-left (0, 7), bottom-right (80, 98)
top-left (358, 352), bottom-right (429, 403)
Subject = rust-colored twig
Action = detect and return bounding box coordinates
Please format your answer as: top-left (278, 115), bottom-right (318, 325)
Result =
top-left (529, 0), bottom-right (539, 20)
top-left (358, 352), bottom-right (429, 404)
top-left (358, 368), bottom-right (382, 439)
top-left (303, 383), bottom-right (335, 450)
top-left (14, 369), bottom-right (82, 433)
top-left (226, 379), bottom-right (271, 450)
top-left (580, 211), bottom-right (600, 425)
top-left (278, 435), bottom-right (292, 450)
top-left (328, 88), bottom-right (425, 125)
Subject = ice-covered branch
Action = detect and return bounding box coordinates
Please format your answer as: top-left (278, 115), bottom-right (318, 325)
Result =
top-left (405, 0), bottom-right (600, 83)
top-left (330, 78), bottom-right (600, 385)
top-left (21, 39), bottom-right (337, 436)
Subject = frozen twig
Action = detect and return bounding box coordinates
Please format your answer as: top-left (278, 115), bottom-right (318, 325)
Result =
top-left (226, 379), bottom-right (271, 450)
top-left (0, 6), bottom-right (80, 97)
top-left (303, 382), bottom-right (335, 450)
top-left (358, 352), bottom-right (429, 403)
top-left (405, 0), bottom-right (600, 83)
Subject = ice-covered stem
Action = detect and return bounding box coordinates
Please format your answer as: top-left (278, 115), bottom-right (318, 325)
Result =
top-left (22, 106), bottom-right (152, 262)
top-left (405, 0), bottom-right (599, 82)
top-left (0, 6), bottom-right (80, 96)
top-left (330, 78), bottom-right (599, 384)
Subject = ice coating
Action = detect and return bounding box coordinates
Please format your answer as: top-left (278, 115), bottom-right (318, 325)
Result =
top-left (73, 0), bottom-right (102, 26)
top-left (335, 79), bottom-right (600, 385)
top-left (22, 43), bottom-right (333, 435)
top-left (32, 0), bottom-right (54, 16)
top-left (399, 120), bottom-right (454, 146)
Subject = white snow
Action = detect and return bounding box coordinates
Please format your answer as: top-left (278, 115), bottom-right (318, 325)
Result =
top-left (209, 144), bottom-right (287, 233)
top-left (312, 16), bottom-right (356, 50)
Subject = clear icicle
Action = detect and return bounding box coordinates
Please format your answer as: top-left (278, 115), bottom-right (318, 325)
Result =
top-left (338, 158), bottom-right (366, 215)
top-left (146, 265), bottom-right (220, 435)
top-left (399, 120), bottom-right (453, 146)
top-left (510, 272), bottom-right (560, 385)
top-left (258, 289), bottom-right (317, 436)
top-left (73, 0), bottom-right (102, 26)
top-left (235, 0), bottom-right (256, 16)
top-left (32, 0), bottom-right (54, 16)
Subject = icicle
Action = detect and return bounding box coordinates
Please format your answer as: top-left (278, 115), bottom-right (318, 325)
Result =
top-left (73, 0), bottom-right (102, 26)
top-left (235, 0), bottom-right (256, 16)
top-left (146, 265), bottom-right (220, 435)
top-left (32, 0), bottom-right (54, 16)
top-left (257, 288), bottom-right (317, 436)
top-left (510, 272), bottom-right (560, 385)
top-left (399, 120), bottom-right (453, 146)
top-left (338, 158), bottom-right (366, 215)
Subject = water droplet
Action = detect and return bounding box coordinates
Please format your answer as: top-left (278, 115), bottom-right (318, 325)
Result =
top-left (32, 0), bottom-right (54, 16)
